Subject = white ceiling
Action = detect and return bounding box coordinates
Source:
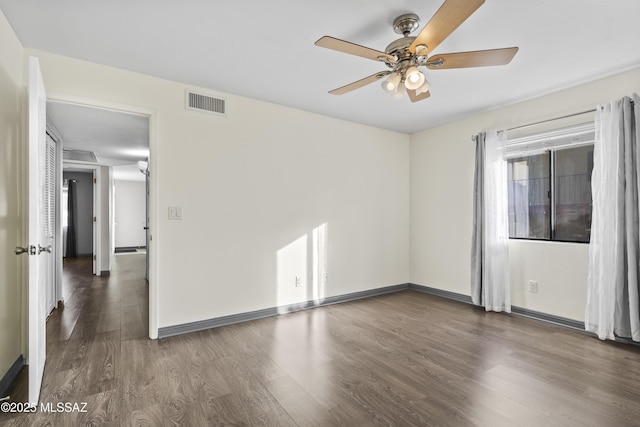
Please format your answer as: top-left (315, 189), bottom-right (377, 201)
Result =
top-left (4, 1), bottom-right (640, 134)
top-left (47, 101), bottom-right (149, 180)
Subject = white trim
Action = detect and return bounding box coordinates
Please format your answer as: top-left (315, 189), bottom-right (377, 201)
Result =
top-left (62, 162), bottom-right (101, 275)
top-left (54, 132), bottom-right (63, 305)
top-left (505, 122), bottom-right (595, 158)
top-left (94, 168), bottom-right (101, 275)
top-left (50, 94), bottom-right (159, 339)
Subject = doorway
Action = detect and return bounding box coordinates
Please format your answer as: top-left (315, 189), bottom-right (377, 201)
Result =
top-left (61, 170), bottom-right (94, 259)
top-left (47, 100), bottom-right (152, 336)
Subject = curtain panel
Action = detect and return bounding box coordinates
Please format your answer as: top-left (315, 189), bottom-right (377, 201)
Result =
top-left (66, 179), bottom-right (78, 258)
top-left (471, 130), bottom-right (511, 312)
top-left (586, 94), bottom-right (640, 342)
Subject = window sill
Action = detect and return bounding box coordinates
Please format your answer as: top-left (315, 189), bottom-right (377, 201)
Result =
top-left (508, 238), bottom-right (589, 245)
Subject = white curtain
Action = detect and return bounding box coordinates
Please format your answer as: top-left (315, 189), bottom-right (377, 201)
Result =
top-left (471, 130), bottom-right (511, 312)
top-left (586, 95), bottom-right (640, 342)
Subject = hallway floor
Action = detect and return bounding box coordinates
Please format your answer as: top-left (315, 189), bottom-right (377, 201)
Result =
top-left (2, 254), bottom-right (148, 425)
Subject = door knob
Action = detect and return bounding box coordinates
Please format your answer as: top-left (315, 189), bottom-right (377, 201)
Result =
top-left (38, 244), bottom-right (52, 254)
top-left (15, 246), bottom-right (29, 255)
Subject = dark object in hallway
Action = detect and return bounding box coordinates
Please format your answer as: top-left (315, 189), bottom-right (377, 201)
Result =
top-left (65, 179), bottom-right (77, 258)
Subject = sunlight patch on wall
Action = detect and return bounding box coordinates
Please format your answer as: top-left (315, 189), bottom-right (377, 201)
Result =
top-left (312, 223), bottom-right (328, 302)
top-left (276, 223), bottom-right (328, 310)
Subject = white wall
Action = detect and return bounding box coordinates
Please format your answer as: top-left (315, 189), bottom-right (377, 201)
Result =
top-left (0, 8), bottom-right (24, 385)
top-left (30, 49), bottom-right (411, 330)
top-left (410, 66), bottom-right (640, 322)
top-left (114, 179), bottom-right (146, 248)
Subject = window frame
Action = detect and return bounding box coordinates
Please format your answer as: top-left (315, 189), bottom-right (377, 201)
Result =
top-left (505, 123), bottom-right (594, 244)
top-left (507, 152), bottom-right (551, 241)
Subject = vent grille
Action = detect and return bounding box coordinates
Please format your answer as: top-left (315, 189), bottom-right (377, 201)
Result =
top-left (186, 90), bottom-right (226, 116)
top-left (63, 149), bottom-right (97, 163)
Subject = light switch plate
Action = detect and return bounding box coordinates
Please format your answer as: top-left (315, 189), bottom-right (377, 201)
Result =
top-left (168, 206), bottom-right (182, 220)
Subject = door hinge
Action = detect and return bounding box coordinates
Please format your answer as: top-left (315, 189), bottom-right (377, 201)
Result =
top-left (93, 178), bottom-right (97, 184)
top-left (93, 216), bottom-right (96, 222)
top-left (93, 255), bottom-right (96, 260)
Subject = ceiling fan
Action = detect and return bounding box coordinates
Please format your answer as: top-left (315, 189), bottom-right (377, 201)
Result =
top-left (315, 0), bottom-right (518, 102)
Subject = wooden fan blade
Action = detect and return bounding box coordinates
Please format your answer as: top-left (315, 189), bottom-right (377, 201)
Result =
top-left (329, 71), bottom-right (391, 95)
top-left (315, 36), bottom-right (395, 63)
top-left (426, 47), bottom-right (519, 69)
top-left (410, 0), bottom-right (485, 55)
top-left (407, 88), bottom-right (431, 103)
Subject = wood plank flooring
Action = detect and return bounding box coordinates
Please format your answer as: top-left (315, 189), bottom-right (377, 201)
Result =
top-left (2, 255), bottom-right (640, 426)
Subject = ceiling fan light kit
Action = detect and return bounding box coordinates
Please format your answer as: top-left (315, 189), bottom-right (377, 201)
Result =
top-left (315, 0), bottom-right (519, 103)
top-left (416, 78), bottom-right (431, 95)
top-left (404, 66), bottom-right (425, 90)
top-left (392, 82), bottom-right (406, 100)
top-left (382, 72), bottom-right (402, 94)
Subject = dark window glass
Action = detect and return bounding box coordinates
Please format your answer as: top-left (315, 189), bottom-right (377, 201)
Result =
top-left (507, 145), bottom-right (593, 243)
top-left (553, 145), bottom-right (593, 242)
top-left (507, 153), bottom-right (550, 239)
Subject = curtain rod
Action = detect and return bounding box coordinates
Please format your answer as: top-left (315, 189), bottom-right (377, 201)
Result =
top-left (507, 108), bottom-right (596, 132)
top-left (506, 98), bottom-right (636, 133)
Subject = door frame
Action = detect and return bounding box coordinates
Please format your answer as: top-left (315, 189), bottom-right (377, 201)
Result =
top-left (48, 95), bottom-right (159, 339)
top-left (44, 126), bottom-right (62, 314)
top-left (61, 164), bottom-right (101, 275)
top-left (50, 124), bottom-right (64, 306)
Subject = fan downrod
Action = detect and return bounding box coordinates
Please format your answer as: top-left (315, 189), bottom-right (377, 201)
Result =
top-left (393, 14), bottom-right (420, 36)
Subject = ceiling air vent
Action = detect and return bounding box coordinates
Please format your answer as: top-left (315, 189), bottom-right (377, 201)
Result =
top-left (185, 90), bottom-right (226, 116)
top-left (63, 148), bottom-right (98, 163)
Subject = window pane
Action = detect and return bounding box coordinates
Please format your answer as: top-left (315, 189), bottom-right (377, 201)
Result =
top-left (554, 145), bottom-right (593, 242)
top-left (508, 153), bottom-right (550, 239)
top-left (62, 180), bottom-right (69, 228)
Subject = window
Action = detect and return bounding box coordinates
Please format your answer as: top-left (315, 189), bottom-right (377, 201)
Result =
top-left (62, 179), bottom-right (69, 228)
top-left (508, 153), bottom-right (550, 239)
top-left (506, 124), bottom-right (594, 243)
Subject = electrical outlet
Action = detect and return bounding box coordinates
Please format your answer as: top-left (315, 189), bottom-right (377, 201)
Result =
top-left (295, 276), bottom-right (301, 287)
top-left (528, 280), bottom-right (538, 293)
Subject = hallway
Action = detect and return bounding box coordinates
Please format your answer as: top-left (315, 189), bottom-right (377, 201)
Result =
top-left (3, 254), bottom-right (148, 425)
top-left (54, 255), bottom-right (149, 343)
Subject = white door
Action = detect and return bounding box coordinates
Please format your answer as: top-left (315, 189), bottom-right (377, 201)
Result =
top-left (27, 56), bottom-right (49, 404)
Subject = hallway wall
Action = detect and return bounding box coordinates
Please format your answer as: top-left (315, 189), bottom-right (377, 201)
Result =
top-left (114, 179), bottom-right (146, 248)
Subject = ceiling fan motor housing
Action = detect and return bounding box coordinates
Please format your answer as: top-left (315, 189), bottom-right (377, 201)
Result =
top-left (384, 36), bottom-right (423, 80)
top-left (385, 36), bottom-right (416, 57)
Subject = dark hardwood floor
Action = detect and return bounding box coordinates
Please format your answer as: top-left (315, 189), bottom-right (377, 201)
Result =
top-left (3, 255), bottom-right (640, 426)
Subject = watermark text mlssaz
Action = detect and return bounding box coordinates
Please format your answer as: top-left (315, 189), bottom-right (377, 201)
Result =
top-left (1, 401), bottom-right (88, 413)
